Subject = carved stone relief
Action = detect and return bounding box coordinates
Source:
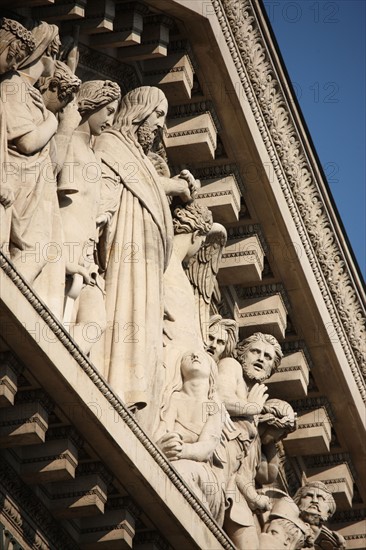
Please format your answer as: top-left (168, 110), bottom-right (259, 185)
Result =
top-left (0, 11), bottom-right (355, 549)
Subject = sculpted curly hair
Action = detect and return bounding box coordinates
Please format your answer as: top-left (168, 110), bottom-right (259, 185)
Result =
top-left (236, 332), bottom-right (283, 373)
top-left (18, 20), bottom-right (60, 70)
top-left (172, 201), bottom-right (213, 236)
top-left (78, 80), bottom-right (121, 117)
top-left (36, 60), bottom-right (81, 102)
top-left (0, 18), bottom-right (35, 70)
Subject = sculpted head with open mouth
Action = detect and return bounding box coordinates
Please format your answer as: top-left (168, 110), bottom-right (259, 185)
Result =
top-left (237, 332), bottom-right (283, 384)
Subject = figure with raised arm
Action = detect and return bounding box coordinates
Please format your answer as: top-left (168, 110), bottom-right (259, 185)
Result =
top-left (0, 20), bottom-right (69, 315)
top-left (218, 333), bottom-right (285, 549)
top-left (36, 59), bottom-right (82, 171)
top-left (93, 86), bottom-right (196, 433)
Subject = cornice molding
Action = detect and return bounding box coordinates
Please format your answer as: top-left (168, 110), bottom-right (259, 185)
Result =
top-left (227, 223), bottom-right (268, 254)
top-left (305, 452), bottom-right (356, 480)
top-left (0, 456), bottom-right (78, 550)
top-left (333, 508), bottom-right (366, 523)
top-left (235, 282), bottom-right (290, 312)
top-left (179, 163), bottom-right (246, 196)
top-left (134, 530), bottom-right (172, 550)
top-left (169, 100), bottom-right (221, 133)
top-left (290, 396), bottom-right (335, 424)
top-left (212, 0), bottom-right (365, 400)
top-left (77, 43), bottom-right (141, 93)
top-left (281, 340), bottom-right (314, 370)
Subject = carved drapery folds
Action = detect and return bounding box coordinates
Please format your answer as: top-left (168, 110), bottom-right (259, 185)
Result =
top-left (0, 7), bottom-right (360, 549)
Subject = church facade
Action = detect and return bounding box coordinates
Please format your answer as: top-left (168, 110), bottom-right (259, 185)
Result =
top-left (0, 1), bottom-right (364, 548)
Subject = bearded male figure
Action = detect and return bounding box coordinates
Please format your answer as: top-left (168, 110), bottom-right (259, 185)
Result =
top-left (217, 332), bottom-right (284, 550)
top-left (94, 86), bottom-right (193, 433)
top-left (294, 481), bottom-right (346, 549)
top-left (217, 332), bottom-right (282, 419)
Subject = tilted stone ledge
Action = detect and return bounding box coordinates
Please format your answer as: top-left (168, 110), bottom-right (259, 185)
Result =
top-left (306, 462), bottom-right (354, 509)
top-left (79, 508), bottom-right (136, 549)
top-left (234, 293), bottom-right (287, 341)
top-left (283, 406), bottom-right (332, 456)
top-left (19, 436), bottom-right (79, 484)
top-left (164, 112), bottom-right (217, 163)
top-left (143, 52), bottom-right (195, 102)
top-left (0, 402), bottom-right (49, 447)
top-left (218, 234), bottom-right (264, 285)
top-left (45, 471), bottom-right (108, 519)
top-left (92, 3), bottom-right (148, 47)
top-left (0, 360), bottom-right (18, 408)
top-left (196, 174), bottom-right (241, 224)
top-left (266, 350), bottom-right (310, 400)
top-left (337, 520), bottom-right (366, 550)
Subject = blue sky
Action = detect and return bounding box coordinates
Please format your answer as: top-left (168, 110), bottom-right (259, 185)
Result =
top-left (263, 0), bottom-right (366, 278)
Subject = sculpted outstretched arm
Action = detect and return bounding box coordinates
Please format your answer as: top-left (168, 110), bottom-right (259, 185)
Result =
top-left (160, 175), bottom-right (191, 202)
top-left (179, 436), bottom-right (220, 462)
top-left (236, 473), bottom-right (271, 512)
top-left (160, 169), bottom-right (200, 202)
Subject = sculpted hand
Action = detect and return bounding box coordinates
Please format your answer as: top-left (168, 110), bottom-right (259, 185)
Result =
top-left (66, 262), bottom-right (91, 285)
top-left (0, 187), bottom-right (15, 208)
top-left (321, 527), bottom-right (346, 550)
top-left (58, 101), bottom-right (81, 132)
top-left (32, 91), bottom-right (48, 113)
top-left (161, 175), bottom-right (193, 202)
top-left (246, 383), bottom-right (269, 415)
top-left (171, 177), bottom-right (191, 202)
top-left (333, 531), bottom-right (346, 550)
top-left (249, 494), bottom-right (271, 513)
top-left (179, 169), bottom-right (200, 200)
top-left (96, 213), bottom-right (111, 228)
top-left (156, 432), bottom-right (183, 460)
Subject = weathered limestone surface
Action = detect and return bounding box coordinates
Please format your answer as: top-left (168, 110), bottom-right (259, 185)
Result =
top-left (0, 4), bottom-right (364, 548)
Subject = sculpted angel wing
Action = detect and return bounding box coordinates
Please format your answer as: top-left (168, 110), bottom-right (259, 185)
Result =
top-left (185, 222), bottom-right (227, 344)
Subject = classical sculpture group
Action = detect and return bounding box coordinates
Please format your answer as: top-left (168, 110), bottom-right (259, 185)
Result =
top-left (0, 17), bottom-right (346, 549)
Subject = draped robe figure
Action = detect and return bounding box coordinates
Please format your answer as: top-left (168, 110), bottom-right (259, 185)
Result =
top-left (0, 18), bottom-right (35, 246)
top-left (1, 20), bottom-right (65, 317)
top-left (58, 80), bottom-right (120, 354)
top-left (94, 87), bottom-right (174, 433)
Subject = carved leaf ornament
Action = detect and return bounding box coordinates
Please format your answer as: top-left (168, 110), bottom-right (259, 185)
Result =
top-left (212, 0), bottom-right (366, 399)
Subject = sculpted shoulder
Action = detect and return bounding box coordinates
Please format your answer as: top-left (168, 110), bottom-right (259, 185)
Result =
top-left (218, 356), bottom-right (242, 375)
top-left (217, 357), bottom-right (244, 397)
